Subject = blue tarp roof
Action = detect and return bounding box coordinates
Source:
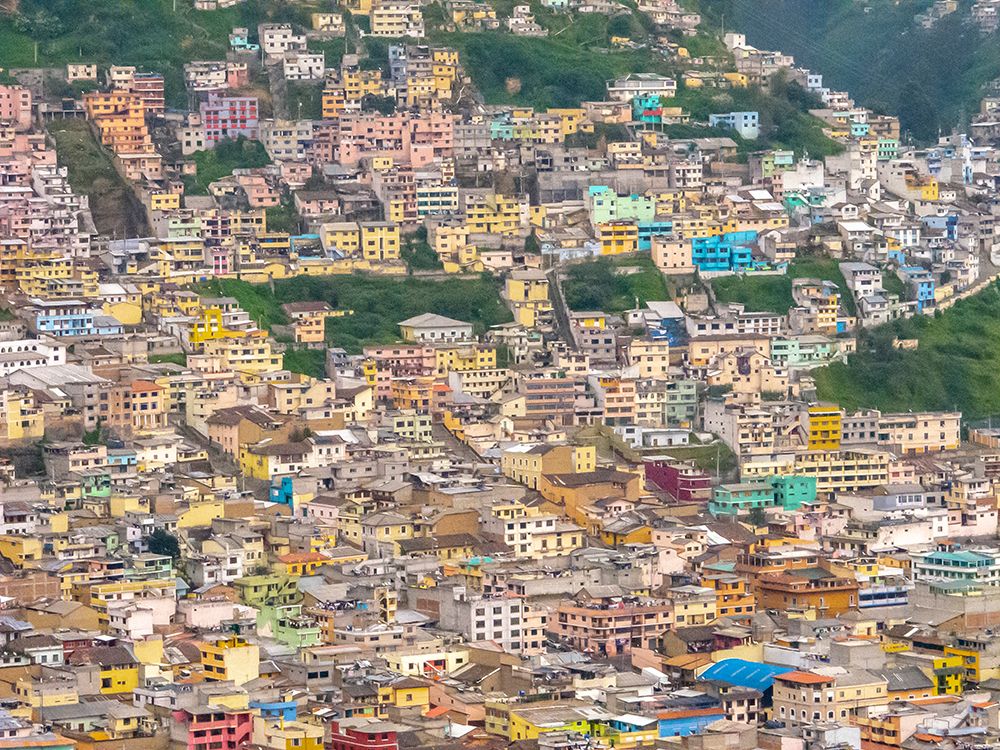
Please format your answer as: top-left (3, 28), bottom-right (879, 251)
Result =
top-left (698, 659), bottom-right (794, 691)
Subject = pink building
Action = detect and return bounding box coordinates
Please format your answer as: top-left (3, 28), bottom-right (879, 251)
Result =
top-left (200, 94), bottom-right (259, 146)
top-left (170, 706), bottom-right (253, 750)
top-left (363, 344), bottom-right (436, 399)
top-left (236, 174), bottom-right (280, 208)
top-left (334, 112), bottom-right (455, 167)
top-left (0, 86), bottom-right (32, 131)
top-left (131, 72), bottom-right (165, 116)
top-left (306, 120), bottom-right (337, 166)
top-left (278, 160), bottom-right (312, 187)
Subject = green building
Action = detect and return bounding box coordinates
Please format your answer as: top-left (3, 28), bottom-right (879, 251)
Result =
top-left (767, 475), bottom-right (817, 510)
top-left (257, 603), bottom-right (321, 649)
top-left (587, 185), bottom-right (656, 225)
top-left (709, 482), bottom-right (775, 516)
top-left (234, 574), bottom-right (302, 608)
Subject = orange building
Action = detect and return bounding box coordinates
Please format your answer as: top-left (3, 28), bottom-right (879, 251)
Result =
top-left (755, 567), bottom-right (859, 616)
top-left (701, 573), bottom-right (756, 619)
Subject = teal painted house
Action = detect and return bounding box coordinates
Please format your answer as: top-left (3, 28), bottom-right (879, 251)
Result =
top-left (767, 475), bottom-right (817, 510)
top-left (770, 336), bottom-right (839, 368)
top-left (709, 482), bottom-right (775, 516)
top-left (633, 94), bottom-right (663, 123)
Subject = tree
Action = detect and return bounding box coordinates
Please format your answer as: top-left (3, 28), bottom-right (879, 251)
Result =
top-left (748, 506), bottom-right (767, 528)
top-left (148, 529), bottom-right (181, 560)
top-left (82, 420), bottom-right (104, 446)
top-left (361, 94), bottom-right (397, 116)
top-left (524, 230), bottom-right (540, 255)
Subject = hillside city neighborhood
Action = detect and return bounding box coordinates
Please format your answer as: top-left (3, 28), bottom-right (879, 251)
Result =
top-left (2, 0), bottom-right (1000, 750)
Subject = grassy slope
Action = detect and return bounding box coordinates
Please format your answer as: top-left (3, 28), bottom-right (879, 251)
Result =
top-left (434, 30), bottom-right (675, 109)
top-left (149, 352), bottom-right (188, 366)
top-left (46, 119), bottom-right (149, 237)
top-left (814, 281), bottom-right (1000, 419)
top-left (193, 274), bottom-right (513, 353)
top-left (563, 255), bottom-right (670, 314)
top-left (712, 256), bottom-right (857, 315)
top-left (282, 348), bottom-right (326, 378)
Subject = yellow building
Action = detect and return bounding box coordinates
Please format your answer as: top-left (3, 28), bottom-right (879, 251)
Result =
top-left (598, 221), bottom-right (639, 255)
top-left (200, 636), bottom-right (261, 686)
top-left (149, 191), bottom-right (181, 211)
top-left (507, 706), bottom-right (593, 742)
top-left (0, 535), bottom-right (42, 568)
top-left (176, 498), bottom-right (226, 528)
top-left (343, 67), bottom-right (382, 101)
top-left (434, 344), bottom-right (496, 376)
top-left (742, 449), bottom-right (892, 495)
top-left (944, 644), bottom-right (984, 683)
top-left (501, 443), bottom-right (596, 490)
top-left (805, 404), bottom-right (842, 451)
top-left (13, 676), bottom-right (78, 708)
top-left (93, 649), bottom-right (140, 695)
top-left (252, 716), bottom-right (324, 750)
top-left (930, 655), bottom-right (965, 695)
top-left (194, 338), bottom-right (283, 376)
top-left (505, 269), bottom-right (552, 328)
top-left (0, 389), bottom-right (44, 441)
top-left (452, 3), bottom-right (496, 25)
top-left (465, 194), bottom-right (524, 235)
top-left (189, 307), bottom-right (263, 348)
top-left (320, 221), bottom-right (361, 255)
top-left (360, 222), bottom-right (400, 261)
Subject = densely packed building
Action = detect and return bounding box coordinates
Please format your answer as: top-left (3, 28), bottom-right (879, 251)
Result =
top-left (1, 1), bottom-right (1000, 750)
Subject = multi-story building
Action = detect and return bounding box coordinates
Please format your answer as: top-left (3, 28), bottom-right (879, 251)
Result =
top-left (199, 94), bottom-right (260, 146)
top-left (549, 594), bottom-right (673, 657)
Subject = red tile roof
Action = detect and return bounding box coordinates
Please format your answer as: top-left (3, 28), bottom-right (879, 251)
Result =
top-left (775, 670), bottom-right (835, 685)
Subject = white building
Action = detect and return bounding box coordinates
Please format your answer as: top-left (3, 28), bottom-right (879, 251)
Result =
top-left (283, 52), bottom-right (326, 81)
top-left (0, 338), bottom-right (66, 376)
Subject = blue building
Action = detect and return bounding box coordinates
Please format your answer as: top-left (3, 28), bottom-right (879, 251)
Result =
top-left (637, 220), bottom-right (673, 251)
top-left (250, 699), bottom-right (298, 721)
top-left (899, 265), bottom-right (935, 311)
top-left (690, 230), bottom-right (757, 272)
top-left (922, 213), bottom-right (958, 241)
top-left (708, 111), bottom-right (759, 139)
top-left (30, 299), bottom-right (123, 337)
top-left (698, 659), bottom-right (794, 693)
top-left (269, 476), bottom-right (296, 508)
top-left (107, 449), bottom-right (138, 473)
top-left (850, 120), bottom-right (870, 137)
top-left (658, 707), bottom-right (726, 737)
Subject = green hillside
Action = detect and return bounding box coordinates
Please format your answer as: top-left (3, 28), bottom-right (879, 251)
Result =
top-left (0, 0), bottom-right (317, 104)
top-left (193, 274), bottom-right (513, 353)
top-left (698, 0), bottom-right (1000, 141)
top-left (1, 0), bottom-right (843, 155)
top-left (813, 281), bottom-right (1000, 419)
